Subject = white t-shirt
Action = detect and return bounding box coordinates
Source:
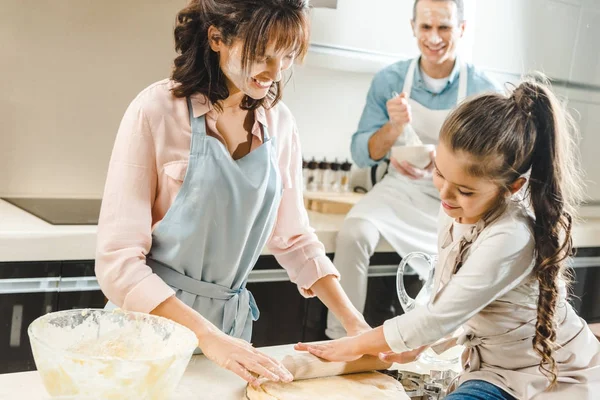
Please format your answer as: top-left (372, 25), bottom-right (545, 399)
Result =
top-left (421, 68), bottom-right (450, 93)
top-left (451, 220), bottom-right (476, 242)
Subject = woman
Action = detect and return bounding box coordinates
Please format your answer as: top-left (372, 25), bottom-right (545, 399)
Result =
top-left (95, 0), bottom-right (369, 387)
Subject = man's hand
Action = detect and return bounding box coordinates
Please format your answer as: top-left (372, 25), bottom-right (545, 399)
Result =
top-left (386, 92), bottom-right (412, 135)
top-left (390, 150), bottom-right (435, 180)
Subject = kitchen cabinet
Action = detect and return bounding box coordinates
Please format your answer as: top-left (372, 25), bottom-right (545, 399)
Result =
top-left (570, 248), bottom-right (600, 322)
top-left (249, 253), bottom-right (424, 347)
top-left (0, 262), bottom-right (60, 374)
top-left (311, 0), bottom-right (337, 8)
top-left (567, 98), bottom-right (600, 203)
top-left (57, 261), bottom-right (106, 311)
top-left (247, 280), bottom-right (307, 347)
top-left (0, 260), bottom-right (105, 373)
top-left (249, 255), bottom-right (331, 346)
top-left (306, 0), bottom-right (477, 74)
top-left (1, 250), bottom-right (598, 374)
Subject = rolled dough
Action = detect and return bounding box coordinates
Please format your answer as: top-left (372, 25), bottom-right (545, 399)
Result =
top-left (245, 372), bottom-right (409, 400)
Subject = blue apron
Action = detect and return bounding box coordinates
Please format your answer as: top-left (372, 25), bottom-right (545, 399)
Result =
top-left (146, 97), bottom-right (282, 342)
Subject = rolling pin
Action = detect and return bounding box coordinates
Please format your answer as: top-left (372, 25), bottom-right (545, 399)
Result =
top-left (271, 353), bottom-right (392, 382)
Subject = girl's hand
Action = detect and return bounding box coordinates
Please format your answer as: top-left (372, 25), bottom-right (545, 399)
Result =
top-left (378, 345), bottom-right (429, 364)
top-left (294, 336), bottom-right (364, 362)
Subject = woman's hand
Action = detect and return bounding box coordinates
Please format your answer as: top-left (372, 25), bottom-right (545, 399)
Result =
top-left (308, 276), bottom-right (371, 338)
top-left (199, 330), bottom-right (293, 388)
top-left (151, 296), bottom-right (293, 387)
top-left (344, 317), bottom-right (372, 337)
top-left (294, 335), bottom-right (365, 362)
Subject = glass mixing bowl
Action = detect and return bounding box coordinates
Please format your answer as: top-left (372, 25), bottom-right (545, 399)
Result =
top-left (28, 309), bottom-right (197, 399)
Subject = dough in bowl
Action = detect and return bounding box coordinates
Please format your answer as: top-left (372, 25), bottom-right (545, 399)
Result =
top-left (245, 372), bottom-right (409, 400)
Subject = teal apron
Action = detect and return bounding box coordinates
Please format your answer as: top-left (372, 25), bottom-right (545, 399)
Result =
top-left (109, 97), bottom-right (282, 344)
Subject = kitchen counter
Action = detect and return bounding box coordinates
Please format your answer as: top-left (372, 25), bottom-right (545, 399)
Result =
top-left (0, 199), bottom-right (390, 263)
top-left (1, 198), bottom-right (600, 263)
top-left (0, 343), bottom-right (453, 400)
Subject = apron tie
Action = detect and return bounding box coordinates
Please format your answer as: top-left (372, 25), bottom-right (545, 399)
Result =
top-left (226, 285), bottom-right (260, 338)
top-left (457, 332), bottom-right (483, 372)
top-left (148, 259), bottom-right (260, 338)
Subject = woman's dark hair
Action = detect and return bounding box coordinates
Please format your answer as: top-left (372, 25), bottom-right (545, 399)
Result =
top-left (440, 75), bottom-right (585, 389)
top-left (171, 0), bottom-right (310, 110)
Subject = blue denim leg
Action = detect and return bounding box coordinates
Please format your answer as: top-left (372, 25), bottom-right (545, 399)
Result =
top-left (446, 380), bottom-right (517, 400)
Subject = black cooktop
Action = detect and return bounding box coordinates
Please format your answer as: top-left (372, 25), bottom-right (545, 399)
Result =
top-left (2, 197), bottom-right (102, 225)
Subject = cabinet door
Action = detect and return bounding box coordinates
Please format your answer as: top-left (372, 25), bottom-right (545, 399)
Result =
top-left (58, 260), bottom-right (106, 310)
top-left (57, 290), bottom-right (106, 311)
top-left (0, 292), bottom-right (57, 373)
top-left (570, 263), bottom-right (600, 323)
top-left (363, 275), bottom-right (423, 329)
top-left (247, 281), bottom-right (307, 347)
top-left (0, 261), bottom-right (61, 373)
top-left (295, 274), bottom-right (425, 343)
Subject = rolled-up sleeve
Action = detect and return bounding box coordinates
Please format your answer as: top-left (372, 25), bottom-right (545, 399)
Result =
top-left (350, 71), bottom-right (392, 168)
top-left (383, 225), bottom-right (535, 353)
top-left (95, 98), bottom-right (175, 313)
top-left (267, 123), bottom-right (339, 297)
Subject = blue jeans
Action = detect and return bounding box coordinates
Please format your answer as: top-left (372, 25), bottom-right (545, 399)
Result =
top-left (446, 380), bottom-right (517, 400)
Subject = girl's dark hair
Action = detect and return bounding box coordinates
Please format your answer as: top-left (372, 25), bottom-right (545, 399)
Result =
top-left (171, 0), bottom-right (310, 110)
top-left (440, 75), bottom-right (584, 388)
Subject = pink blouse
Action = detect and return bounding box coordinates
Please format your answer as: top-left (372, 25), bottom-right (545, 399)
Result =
top-left (95, 79), bottom-right (339, 313)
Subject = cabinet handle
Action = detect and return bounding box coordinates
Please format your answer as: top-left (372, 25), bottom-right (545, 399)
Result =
top-left (246, 265), bottom-right (401, 283)
top-left (247, 270), bottom-right (290, 283)
top-left (10, 305), bottom-right (23, 347)
top-left (58, 276), bottom-right (101, 292)
top-left (0, 277), bottom-right (60, 294)
top-left (570, 257), bottom-right (600, 269)
top-left (0, 276), bottom-right (104, 294)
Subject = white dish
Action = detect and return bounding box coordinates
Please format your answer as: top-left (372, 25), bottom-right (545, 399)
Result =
top-left (391, 144), bottom-right (436, 169)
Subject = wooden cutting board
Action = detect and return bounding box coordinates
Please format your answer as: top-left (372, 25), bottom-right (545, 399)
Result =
top-left (303, 191), bottom-right (364, 214)
top-left (245, 350), bottom-right (407, 400)
top-left (245, 371), bottom-right (409, 400)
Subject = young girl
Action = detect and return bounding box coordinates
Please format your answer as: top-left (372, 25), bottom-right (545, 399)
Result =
top-left (296, 78), bottom-right (600, 399)
top-left (95, 0), bottom-right (369, 388)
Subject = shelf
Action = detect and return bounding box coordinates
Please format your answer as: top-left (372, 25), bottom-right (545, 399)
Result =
top-left (303, 43), bottom-right (407, 74)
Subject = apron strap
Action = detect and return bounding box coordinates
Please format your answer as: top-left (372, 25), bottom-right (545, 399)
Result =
top-left (148, 258), bottom-right (259, 338)
top-left (186, 97), bottom-right (195, 123)
top-left (402, 57), bottom-right (419, 95)
top-left (261, 118), bottom-right (270, 141)
top-left (186, 97), bottom-right (208, 138)
top-left (457, 61), bottom-right (468, 103)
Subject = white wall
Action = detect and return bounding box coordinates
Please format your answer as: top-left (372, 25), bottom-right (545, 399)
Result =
top-left (1, 0), bottom-right (599, 201)
top-left (471, 0), bottom-right (600, 202)
top-left (309, 0), bottom-right (476, 61)
top-left (283, 66), bottom-right (372, 162)
top-left (287, 0), bottom-right (477, 162)
top-left (0, 0), bottom-right (186, 197)
top-left (290, 0), bottom-right (600, 201)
